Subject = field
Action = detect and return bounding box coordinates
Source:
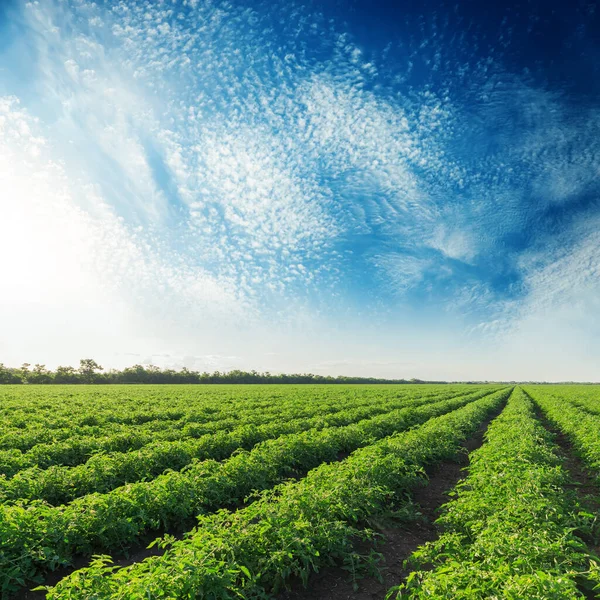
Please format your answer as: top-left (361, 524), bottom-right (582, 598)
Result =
top-left (1, 384), bottom-right (600, 599)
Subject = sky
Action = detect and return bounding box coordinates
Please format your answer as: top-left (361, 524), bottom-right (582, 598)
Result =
top-left (1, 0), bottom-right (599, 381)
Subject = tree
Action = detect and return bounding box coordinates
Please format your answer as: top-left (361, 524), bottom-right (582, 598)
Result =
top-left (20, 363), bottom-right (31, 383)
top-left (54, 365), bottom-right (80, 384)
top-left (29, 364), bottom-right (52, 384)
top-left (0, 364), bottom-right (22, 384)
top-left (78, 359), bottom-right (103, 384)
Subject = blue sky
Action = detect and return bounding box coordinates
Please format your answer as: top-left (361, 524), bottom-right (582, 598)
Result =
top-left (1, 0), bottom-right (599, 380)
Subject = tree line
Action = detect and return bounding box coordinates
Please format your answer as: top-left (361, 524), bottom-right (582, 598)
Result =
top-left (0, 359), bottom-right (437, 385)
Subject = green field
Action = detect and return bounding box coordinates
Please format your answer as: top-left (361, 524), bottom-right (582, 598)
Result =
top-left (1, 384), bottom-right (600, 599)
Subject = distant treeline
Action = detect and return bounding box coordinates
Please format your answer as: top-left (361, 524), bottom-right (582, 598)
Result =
top-left (0, 359), bottom-right (442, 385)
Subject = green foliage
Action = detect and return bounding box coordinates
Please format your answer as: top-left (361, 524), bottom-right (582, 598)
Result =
top-left (391, 388), bottom-right (600, 599)
top-left (5, 383), bottom-right (600, 599)
top-left (0, 384), bottom-right (467, 474)
top-left (0, 386), bottom-right (505, 592)
top-left (0, 387), bottom-right (469, 503)
top-left (78, 359), bottom-right (103, 384)
top-left (53, 366), bottom-right (79, 384)
top-left (0, 364), bottom-right (21, 385)
top-left (41, 388), bottom-right (510, 599)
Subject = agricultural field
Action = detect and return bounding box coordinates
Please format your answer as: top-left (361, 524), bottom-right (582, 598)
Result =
top-left (1, 384), bottom-right (600, 599)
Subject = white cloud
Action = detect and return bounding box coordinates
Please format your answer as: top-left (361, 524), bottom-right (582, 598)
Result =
top-left (428, 225), bottom-right (476, 263)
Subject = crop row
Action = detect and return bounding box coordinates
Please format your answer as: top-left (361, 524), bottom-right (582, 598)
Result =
top-left (393, 387), bottom-right (600, 599)
top-left (0, 388), bottom-right (506, 593)
top-left (41, 387), bottom-right (511, 599)
top-left (522, 385), bottom-right (600, 418)
top-left (0, 388), bottom-right (481, 504)
top-left (525, 387), bottom-right (600, 479)
top-left (0, 385), bottom-right (308, 426)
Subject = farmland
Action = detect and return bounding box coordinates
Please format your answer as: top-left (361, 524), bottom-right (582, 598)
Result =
top-left (1, 385), bottom-right (600, 599)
